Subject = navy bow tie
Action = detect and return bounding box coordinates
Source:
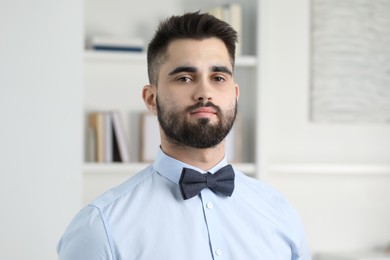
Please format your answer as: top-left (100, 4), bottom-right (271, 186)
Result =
top-left (179, 164), bottom-right (235, 200)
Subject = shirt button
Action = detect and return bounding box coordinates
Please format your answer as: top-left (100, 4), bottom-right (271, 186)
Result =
top-left (206, 202), bottom-right (213, 209)
top-left (215, 249), bottom-right (222, 256)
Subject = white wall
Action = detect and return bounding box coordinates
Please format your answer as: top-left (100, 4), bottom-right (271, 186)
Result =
top-left (0, 1), bottom-right (82, 259)
top-left (258, 0), bottom-right (390, 256)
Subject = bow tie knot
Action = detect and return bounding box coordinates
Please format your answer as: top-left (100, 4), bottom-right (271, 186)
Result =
top-left (179, 164), bottom-right (235, 200)
top-left (206, 173), bottom-right (217, 188)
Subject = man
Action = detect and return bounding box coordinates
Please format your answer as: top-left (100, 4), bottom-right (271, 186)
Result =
top-left (57, 12), bottom-right (311, 259)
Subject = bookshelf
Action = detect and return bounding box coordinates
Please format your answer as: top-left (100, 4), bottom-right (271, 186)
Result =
top-left (83, 0), bottom-right (260, 202)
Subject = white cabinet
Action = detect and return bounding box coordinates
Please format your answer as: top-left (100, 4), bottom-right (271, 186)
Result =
top-left (83, 0), bottom-right (260, 202)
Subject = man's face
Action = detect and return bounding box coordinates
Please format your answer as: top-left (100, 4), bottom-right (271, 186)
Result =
top-left (155, 37), bottom-right (239, 148)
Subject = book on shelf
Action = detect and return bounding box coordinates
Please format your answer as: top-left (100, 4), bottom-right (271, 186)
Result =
top-left (103, 112), bottom-right (113, 162)
top-left (206, 3), bottom-right (243, 56)
top-left (87, 111), bottom-right (130, 163)
top-left (88, 36), bottom-right (145, 53)
top-left (88, 112), bottom-right (105, 162)
top-left (140, 112), bottom-right (160, 162)
top-left (110, 111), bottom-right (130, 162)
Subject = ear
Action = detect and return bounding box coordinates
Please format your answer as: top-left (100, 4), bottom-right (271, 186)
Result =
top-left (142, 84), bottom-right (157, 115)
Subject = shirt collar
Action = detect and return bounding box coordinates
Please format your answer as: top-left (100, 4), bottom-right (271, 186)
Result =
top-left (152, 147), bottom-right (229, 184)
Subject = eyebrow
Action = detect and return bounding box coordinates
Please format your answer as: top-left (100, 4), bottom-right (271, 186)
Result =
top-left (168, 66), bottom-right (197, 76)
top-left (211, 65), bottom-right (233, 76)
top-left (168, 65), bottom-right (233, 76)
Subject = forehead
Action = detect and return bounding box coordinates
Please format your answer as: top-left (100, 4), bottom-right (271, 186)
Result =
top-left (164, 37), bottom-right (231, 67)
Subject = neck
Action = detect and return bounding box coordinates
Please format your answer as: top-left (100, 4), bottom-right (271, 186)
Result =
top-left (160, 138), bottom-right (226, 171)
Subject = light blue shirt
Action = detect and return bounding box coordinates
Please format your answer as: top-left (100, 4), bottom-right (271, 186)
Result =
top-left (57, 149), bottom-right (311, 259)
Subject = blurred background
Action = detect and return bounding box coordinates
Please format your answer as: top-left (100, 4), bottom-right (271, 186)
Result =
top-left (1, 0), bottom-right (389, 259)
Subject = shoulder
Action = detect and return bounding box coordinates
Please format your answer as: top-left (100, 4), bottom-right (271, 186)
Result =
top-left (57, 165), bottom-right (157, 259)
top-left (233, 169), bottom-right (301, 221)
top-left (233, 171), bottom-right (310, 259)
top-left (233, 169), bottom-right (311, 257)
top-left (234, 170), bottom-right (286, 202)
top-left (57, 206), bottom-right (114, 259)
top-left (90, 165), bottom-right (155, 210)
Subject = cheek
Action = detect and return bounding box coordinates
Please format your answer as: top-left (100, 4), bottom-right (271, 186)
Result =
top-left (218, 91), bottom-right (237, 107)
top-left (157, 94), bottom-right (182, 114)
top-left (159, 89), bottom-right (188, 107)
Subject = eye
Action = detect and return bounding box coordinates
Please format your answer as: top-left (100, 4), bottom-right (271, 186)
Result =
top-left (177, 76), bottom-right (193, 83)
top-left (213, 75), bottom-right (226, 82)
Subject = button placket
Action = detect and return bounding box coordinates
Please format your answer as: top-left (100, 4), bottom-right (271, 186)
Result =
top-left (200, 189), bottom-right (226, 259)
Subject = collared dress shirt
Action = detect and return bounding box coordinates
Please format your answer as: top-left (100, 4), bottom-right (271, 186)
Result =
top-left (57, 148), bottom-right (311, 260)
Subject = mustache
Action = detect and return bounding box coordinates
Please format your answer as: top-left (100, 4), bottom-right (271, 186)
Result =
top-left (185, 101), bottom-right (222, 115)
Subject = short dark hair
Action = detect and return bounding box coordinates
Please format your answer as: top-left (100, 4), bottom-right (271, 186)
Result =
top-left (147, 11), bottom-right (238, 85)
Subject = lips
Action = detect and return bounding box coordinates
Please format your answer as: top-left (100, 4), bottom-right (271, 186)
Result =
top-left (190, 107), bottom-right (217, 115)
top-left (186, 102), bottom-right (221, 119)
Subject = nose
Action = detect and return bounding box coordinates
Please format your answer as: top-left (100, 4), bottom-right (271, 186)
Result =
top-left (194, 79), bottom-right (212, 102)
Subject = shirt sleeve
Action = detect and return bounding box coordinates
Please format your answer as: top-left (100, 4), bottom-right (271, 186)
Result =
top-left (289, 207), bottom-right (312, 260)
top-left (293, 226), bottom-right (312, 260)
top-left (271, 193), bottom-right (312, 260)
top-left (57, 205), bottom-right (114, 260)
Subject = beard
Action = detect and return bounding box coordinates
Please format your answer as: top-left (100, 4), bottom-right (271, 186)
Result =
top-left (156, 97), bottom-right (237, 149)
